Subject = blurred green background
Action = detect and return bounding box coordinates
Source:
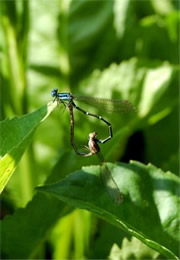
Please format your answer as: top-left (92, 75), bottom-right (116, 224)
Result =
top-left (0, 0), bottom-right (179, 259)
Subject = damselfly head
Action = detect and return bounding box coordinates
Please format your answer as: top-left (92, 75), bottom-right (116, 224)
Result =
top-left (51, 88), bottom-right (58, 97)
top-left (89, 132), bottom-right (97, 139)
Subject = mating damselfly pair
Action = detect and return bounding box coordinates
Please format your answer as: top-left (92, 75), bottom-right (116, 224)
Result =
top-left (51, 88), bottom-right (135, 205)
top-left (51, 88), bottom-right (135, 145)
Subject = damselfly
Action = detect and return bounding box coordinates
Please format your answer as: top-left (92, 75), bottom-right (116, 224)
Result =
top-left (51, 88), bottom-right (135, 145)
top-left (86, 131), bottom-right (123, 205)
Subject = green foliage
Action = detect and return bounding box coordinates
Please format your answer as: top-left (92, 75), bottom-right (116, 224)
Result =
top-left (0, 102), bottom-right (56, 193)
top-left (0, 0), bottom-right (179, 259)
top-left (37, 161), bottom-right (179, 259)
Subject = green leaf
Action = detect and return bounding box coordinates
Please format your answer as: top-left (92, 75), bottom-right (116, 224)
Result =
top-left (73, 58), bottom-right (178, 162)
top-left (0, 150), bottom-right (76, 259)
top-left (138, 62), bottom-right (173, 117)
top-left (109, 238), bottom-right (160, 259)
top-left (113, 0), bottom-right (133, 38)
top-left (1, 149), bottom-right (97, 259)
top-left (0, 101), bottom-right (57, 193)
top-left (68, 0), bottom-right (116, 83)
top-left (78, 58), bottom-right (176, 116)
top-left (0, 192), bottom-right (70, 259)
top-left (151, 0), bottom-right (174, 16)
top-left (50, 209), bottom-right (91, 260)
top-left (37, 161), bottom-right (179, 259)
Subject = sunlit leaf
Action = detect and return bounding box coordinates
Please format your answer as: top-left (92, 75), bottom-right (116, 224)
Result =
top-left (113, 0), bottom-right (133, 38)
top-left (0, 102), bottom-right (57, 193)
top-left (0, 150), bottom-right (76, 259)
top-left (37, 161), bottom-right (179, 259)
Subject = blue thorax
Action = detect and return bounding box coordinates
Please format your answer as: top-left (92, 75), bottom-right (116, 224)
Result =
top-left (57, 93), bottom-right (71, 101)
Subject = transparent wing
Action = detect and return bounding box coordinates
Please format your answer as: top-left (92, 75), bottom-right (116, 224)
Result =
top-left (100, 164), bottom-right (123, 205)
top-left (73, 94), bottom-right (136, 113)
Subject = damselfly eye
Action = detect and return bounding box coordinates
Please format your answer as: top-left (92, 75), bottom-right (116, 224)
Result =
top-left (51, 88), bottom-right (58, 97)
